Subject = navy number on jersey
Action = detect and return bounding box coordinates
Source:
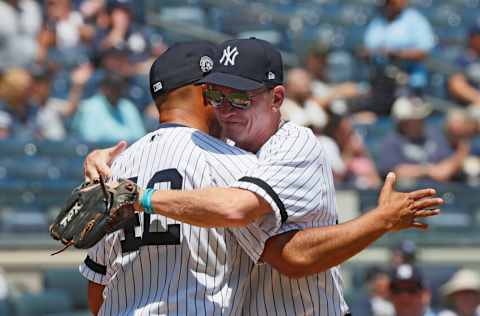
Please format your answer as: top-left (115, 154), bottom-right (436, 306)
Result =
top-left (121, 169), bottom-right (182, 253)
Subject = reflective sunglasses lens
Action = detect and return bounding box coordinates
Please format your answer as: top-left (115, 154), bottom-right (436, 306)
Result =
top-left (228, 93), bottom-right (252, 109)
top-left (205, 90), bottom-right (224, 107)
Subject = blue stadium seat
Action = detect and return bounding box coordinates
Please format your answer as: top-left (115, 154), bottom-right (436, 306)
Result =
top-left (0, 208), bottom-right (48, 233)
top-left (0, 298), bottom-right (12, 316)
top-left (159, 6), bottom-right (207, 26)
top-left (43, 268), bottom-right (88, 310)
top-left (237, 30), bottom-right (283, 46)
top-left (11, 290), bottom-right (73, 316)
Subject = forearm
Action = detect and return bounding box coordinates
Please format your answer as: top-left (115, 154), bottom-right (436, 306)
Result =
top-left (60, 84), bottom-right (84, 118)
top-left (87, 281), bottom-right (104, 316)
top-left (449, 74), bottom-right (480, 104)
top-left (262, 208), bottom-right (390, 278)
top-left (393, 164), bottom-right (429, 179)
top-left (147, 187), bottom-right (271, 227)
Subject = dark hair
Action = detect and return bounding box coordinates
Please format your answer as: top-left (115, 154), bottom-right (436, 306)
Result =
top-left (322, 108), bottom-right (344, 138)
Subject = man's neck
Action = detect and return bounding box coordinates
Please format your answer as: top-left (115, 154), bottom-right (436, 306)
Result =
top-left (160, 109), bottom-right (209, 133)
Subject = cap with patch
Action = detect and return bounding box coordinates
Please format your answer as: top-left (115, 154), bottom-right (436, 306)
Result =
top-left (149, 41), bottom-right (216, 99)
top-left (199, 37), bottom-right (283, 91)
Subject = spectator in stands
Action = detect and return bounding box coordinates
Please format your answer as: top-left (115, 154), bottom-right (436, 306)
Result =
top-left (390, 240), bottom-right (417, 269)
top-left (448, 23), bottom-right (480, 107)
top-left (350, 266), bottom-right (395, 316)
top-left (0, 0), bottom-right (42, 70)
top-left (389, 264), bottom-right (437, 316)
top-left (79, 0), bottom-right (110, 44)
top-left (378, 97), bottom-right (469, 182)
top-left (0, 68), bottom-right (36, 139)
top-left (92, 0), bottom-right (162, 75)
top-left (318, 109), bottom-right (380, 188)
top-left (30, 64), bottom-right (92, 140)
top-left (357, 0), bottom-right (435, 116)
top-left (281, 67), bottom-right (327, 129)
top-left (72, 72), bottom-right (145, 142)
top-left (0, 112), bottom-right (12, 139)
top-left (439, 269), bottom-right (480, 316)
top-left (37, 0), bottom-right (89, 66)
top-left (304, 43), bottom-right (364, 114)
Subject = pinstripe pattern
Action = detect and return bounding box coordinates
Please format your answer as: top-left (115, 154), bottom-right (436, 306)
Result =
top-left (79, 125), bottom-right (257, 316)
top-left (230, 122), bottom-right (349, 315)
top-left (78, 122), bottom-right (350, 315)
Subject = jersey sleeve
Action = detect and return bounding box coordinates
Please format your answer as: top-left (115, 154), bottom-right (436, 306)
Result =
top-left (79, 236), bottom-right (109, 285)
top-left (229, 125), bottom-right (338, 263)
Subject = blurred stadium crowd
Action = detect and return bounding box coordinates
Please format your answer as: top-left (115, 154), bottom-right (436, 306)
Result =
top-left (1, 0), bottom-right (480, 315)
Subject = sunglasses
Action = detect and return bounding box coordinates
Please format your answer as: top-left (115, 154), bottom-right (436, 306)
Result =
top-left (203, 88), bottom-right (268, 110)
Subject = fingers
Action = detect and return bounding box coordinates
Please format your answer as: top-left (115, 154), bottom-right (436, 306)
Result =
top-left (108, 141), bottom-right (128, 161)
top-left (413, 198), bottom-right (443, 210)
top-left (414, 208), bottom-right (440, 218)
top-left (83, 142), bottom-right (127, 182)
top-left (84, 157), bottom-right (99, 182)
top-left (411, 222), bottom-right (429, 230)
top-left (379, 172), bottom-right (396, 201)
top-left (84, 150), bottom-right (114, 182)
top-left (408, 188), bottom-right (436, 200)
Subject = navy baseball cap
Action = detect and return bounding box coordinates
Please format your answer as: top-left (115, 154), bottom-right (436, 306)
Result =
top-left (390, 264), bottom-right (425, 290)
top-left (199, 38), bottom-right (283, 91)
top-left (149, 41), bottom-right (216, 99)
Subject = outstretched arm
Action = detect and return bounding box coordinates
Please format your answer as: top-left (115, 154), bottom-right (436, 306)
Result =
top-left (260, 173), bottom-right (441, 278)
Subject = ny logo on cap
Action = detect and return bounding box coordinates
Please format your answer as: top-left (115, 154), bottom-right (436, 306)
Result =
top-left (220, 46), bottom-right (239, 66)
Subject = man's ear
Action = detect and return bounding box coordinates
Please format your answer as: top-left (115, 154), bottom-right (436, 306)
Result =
top-left (271, 85), bottom-right (285, 110)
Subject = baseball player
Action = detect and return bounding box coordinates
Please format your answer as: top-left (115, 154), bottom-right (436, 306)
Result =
top-left (85, 38), bottom-right (441, 315)
top-left (80, 41), bottom-right (264, 316)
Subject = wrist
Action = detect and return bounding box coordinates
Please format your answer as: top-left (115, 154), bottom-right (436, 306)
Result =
top-left (140, 188), bottom-right (156, 214)
top-left (134, 187), bottom-right (144, 212)
top-left (372, 206), bottom-right (394, 232)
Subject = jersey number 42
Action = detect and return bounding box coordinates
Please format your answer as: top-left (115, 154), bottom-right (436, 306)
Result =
top-left (121, 169), bottom-right (182, 254)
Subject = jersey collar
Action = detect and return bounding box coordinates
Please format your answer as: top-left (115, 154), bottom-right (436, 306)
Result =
top-left (157, 123), bottom-right (189, 129)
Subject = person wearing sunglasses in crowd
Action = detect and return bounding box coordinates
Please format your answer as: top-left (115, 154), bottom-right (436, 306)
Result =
top-left (84, 38), bottom-right (441, 315)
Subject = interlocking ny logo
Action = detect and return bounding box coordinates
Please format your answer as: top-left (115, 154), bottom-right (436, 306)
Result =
top-left (220, 46), bottom-right (239, 66)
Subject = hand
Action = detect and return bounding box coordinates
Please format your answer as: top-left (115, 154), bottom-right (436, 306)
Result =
top-left (377, 172), bottom-right (442, 231)
top-left (84, 141), bottom-right (128, 181)
top-left (71, 63), bottom-right (93, 87)
top-left (332, 83), bottom-right (360, 99)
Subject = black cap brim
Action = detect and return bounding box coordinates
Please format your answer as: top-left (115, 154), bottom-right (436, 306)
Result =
top-left (198, 72), bottom-right (264, 91)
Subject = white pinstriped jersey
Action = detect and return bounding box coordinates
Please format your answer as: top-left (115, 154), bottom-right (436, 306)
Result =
top-left (231, 122), bottom-right (350, 316)
top-left (79, 121), bottom-right (349, 316)
top-left (79, 124), bottom-right (258, 316)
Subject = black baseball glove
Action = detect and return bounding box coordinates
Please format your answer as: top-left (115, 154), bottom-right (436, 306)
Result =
top-left (49, 177), bottom-right (139, 254)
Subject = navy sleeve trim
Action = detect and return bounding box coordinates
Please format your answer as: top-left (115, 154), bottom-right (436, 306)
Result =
top-left (238, 176), bottom-right (287, 224)
top-left (84, 256), bottom-right (107, 275)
